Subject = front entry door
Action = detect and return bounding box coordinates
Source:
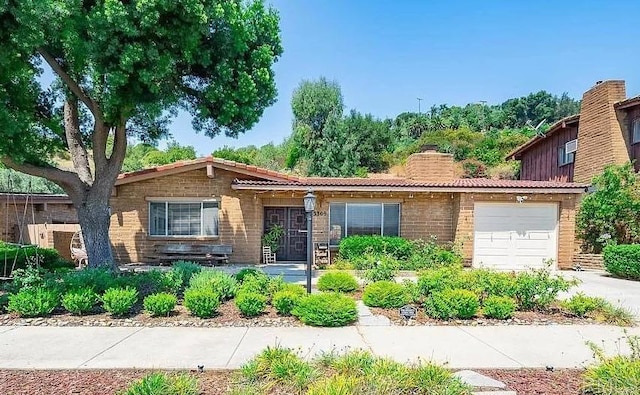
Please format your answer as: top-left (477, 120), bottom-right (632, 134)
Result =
top-left (264, 207), bottom-right (307, 261)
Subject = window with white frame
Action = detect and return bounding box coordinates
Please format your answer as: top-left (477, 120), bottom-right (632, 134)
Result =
top-left (558, 139), bottom-right (577, 166)
top-left (149, 201), bottom-right (219, 236)
top-left (633, 118), bottom-right (640, 144)
top-left (329, 203), bottom-right (400, 246)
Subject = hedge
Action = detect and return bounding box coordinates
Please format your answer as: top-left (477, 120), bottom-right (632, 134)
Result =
top-left (0, 242), bottom-right (73, 273)
top-left (338, 236), bottom-right (414, 260)
top-left (603, 244), bottom-right (640, 280)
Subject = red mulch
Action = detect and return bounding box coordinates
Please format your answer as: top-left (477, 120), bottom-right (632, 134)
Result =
top-left (0, 368), bottom-right (584, 395)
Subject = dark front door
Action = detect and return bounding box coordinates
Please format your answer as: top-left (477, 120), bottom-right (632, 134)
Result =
top-left (264, 207), bottom-right (307, 261)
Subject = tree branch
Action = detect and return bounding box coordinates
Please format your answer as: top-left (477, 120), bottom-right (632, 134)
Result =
top-left (64, 98), bottom-right (93, 185)
top-left (0, 157), bottom-right (81, 193)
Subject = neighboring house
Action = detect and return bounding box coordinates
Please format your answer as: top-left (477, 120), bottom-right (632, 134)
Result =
top-left (507, 80), bottom-right (640, 183)
top-left (109, 150), bottom-right (586, 270)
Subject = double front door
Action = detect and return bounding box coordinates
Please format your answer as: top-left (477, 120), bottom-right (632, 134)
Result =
top-left (264, 207), bottom-right (307, 261)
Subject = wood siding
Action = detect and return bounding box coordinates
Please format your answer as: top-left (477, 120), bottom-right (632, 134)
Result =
top-left (519, 126), bottom-right (578, 182)
top-left (628, 107), bottom-right (640, 172)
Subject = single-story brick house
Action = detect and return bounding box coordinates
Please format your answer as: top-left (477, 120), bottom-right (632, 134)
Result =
top-left (109, 149), bottom-right (586, 270)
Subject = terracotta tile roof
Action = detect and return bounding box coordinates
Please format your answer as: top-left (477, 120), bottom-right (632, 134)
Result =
top-left (615, 95), bottom-right (640, 110)
top-left (232, 177), bottom-right (587, 191)
top-left (505, 114), bottom-right (580, 160)
top-left (116, 156), bottom-right (300, 185)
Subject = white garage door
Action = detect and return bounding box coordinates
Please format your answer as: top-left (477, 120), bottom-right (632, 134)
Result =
top-left (473, 203), bottom-right (558, 270)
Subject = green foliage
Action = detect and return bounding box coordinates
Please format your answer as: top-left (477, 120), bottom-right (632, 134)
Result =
top-left (235, 292), bottom-right (267, 317)
top-left (404, 237), bottom-right (463, 271)
top-left (233, 346), bottom-right (471, 394)
top-left (425, 289), bottom-right (479, 320)
top-left (122, 141), bottom-right (196, 172)
top-left (603, 244), bottom-right (640, 280)
top-left (272, 289), bottom-right (304, 316)
top-left (482, 295), bottom-right (516, 320)
top-left (171, 261), bottom-right (202, 288)
top-left (339, 236), bottom-right (414, 261)
top-left (236, 271), bottom-right (272, 296)
top-left (61, 268), bottom-right (117, 294)
top-left (461, 159), bottom-right (488, 178)
top-left (0, 166), bottom-right (63, 193)
top-left (101, 287), bottom-right (138, 317)
top-left (211, 140), bottom-right (294, 171)
top-left (9, 264), bottom-right (49, 291)
top-left (596, 303), bottom-right (636, 327)
top-left (401, 279), bottom-right (422, 304)
top-left (188, 270), bottom-right (237, 300)
top-left (0, 242), bottom-right (72, 274)
top-left (514, 267), bottom-right (574, 310)
top-left (120, 372), bottom-right (198, 395)
top-left (362, 281), bottom-right (409, 308)
top-left (583, 336), bottom-right (640, 395)
top-left (417, 266), bottom-right (464, 296)
top-left (262, 224), bottom-right (285, 252)
top-left (143, 292), bottom-right (177, 317)
top-left (362, 256), bottom-right (399, 282)
top-left (119, 270), bottom-right (182, 297)
top-left (463, 269), bottom-right (518, 301)
top-left (234, 268), bottom-right (263, 283)
top-left (62, 287), bottom-right (98, 315)
top-left (0, 293), bottom-right (8, 313)
top-left (7, 287), bottom-right (59, 317)
top-left (561, 293), bottom-right (605, 318)
top-left (577, 163), bottom-right (640, 252)
top-left (317, 271), bottom-right (359, 293)
top-left (183, 288), bottom-right (220, 318)
top-left (292, 293), bottom-right (358, 327)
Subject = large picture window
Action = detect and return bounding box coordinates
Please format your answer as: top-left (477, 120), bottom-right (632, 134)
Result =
top-left (149, 201), bottom-right (219, 236)
top-left (329, 203), bottom-right (400, 246)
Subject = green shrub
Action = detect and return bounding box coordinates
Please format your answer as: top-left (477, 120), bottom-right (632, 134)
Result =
top-left (119, 270), bottom-right (182, 297)
top-left (143, 292), bottom-right (178, 317)
top-left (596, 303), bottom-right (636, 326)
top-left (576, 163), bottom-right (640, 253)
top-left (61, 268), bottom-right (117, 294)
top-left (120, 372), bottom-right (198, 395)
top-left (62, 287), bottom-right (98, 315)
top-left (237, 271), bottom-right (270, 295)
top-left (514, 267), bottom-right (574, 310)
top-left (404, 237), bottom-right (463, 271)
top-left (101, 287), bottom-right (138, 316)
top-left (482, 295), bottom-right (516, 319)
top-left (171, 261), bottom-right (202, 288)
top-left (292, 293), bottom-right (357, 327)
top-left (235, 292), bottom-right (267, 317)
top-left (247, 345), bottom-right (315, 390)
top-left (272, 290), bottom-right (303, 316)
top-left (0, 242), bottom-right (73, 274)
top-left (425, 289), bottom-right (479, 320)
top-left (603, 244), bottom-right (640, 280)
top-left (339, 236), bottom-right (414, 261)
top-left (417, 266), bottom-right (463, 296)
top-left (0, 293), bottom-right (8, 313)
top-left (234, 268), bottom-right (263, 283)
top-left (9, 265), bottom-right (50, 291)
top-left (362, 281), bottom-right (409, 308)
top-left (183, 288), bottom-right (220, 318)
top-left (463, 269), bottom-right (517, 300)
top-left (317, 271), bottom-right (359, 293)
top-left (7, 287), bottom-right (59, 317)
top-left (362, 255), bottom-right (399, 282)
top-left (401, 279), bottom-right (422, 304)
top-left (561, 293), bottom-right (605, 317)
top-left (582, 335), bottom-right (640, 395)
top-left (189, 270), bottom-right (237, 300)
top-left (306, 375), bottom-right (363, 395)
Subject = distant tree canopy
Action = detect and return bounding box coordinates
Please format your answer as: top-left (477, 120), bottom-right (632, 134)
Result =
top-left (0, 165), bottom-right (64, 194)
top-left (213, 80), bottom-right (579, 178)
top-left (122, 141), bottom-right (197, 172)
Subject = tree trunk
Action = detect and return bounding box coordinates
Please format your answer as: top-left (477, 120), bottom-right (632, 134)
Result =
top-left (76, 195), bottom-right (117, 270)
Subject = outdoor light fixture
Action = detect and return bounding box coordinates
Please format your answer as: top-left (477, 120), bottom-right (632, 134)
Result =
top-left (303, 189), bottom-right (316, 293)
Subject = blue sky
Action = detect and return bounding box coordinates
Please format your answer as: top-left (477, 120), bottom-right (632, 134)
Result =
top-left (168, 0), bottom-right (640, 155)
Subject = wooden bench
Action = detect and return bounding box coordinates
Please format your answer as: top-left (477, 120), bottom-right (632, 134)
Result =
top-left (146, 244), bottom-right (233, 265)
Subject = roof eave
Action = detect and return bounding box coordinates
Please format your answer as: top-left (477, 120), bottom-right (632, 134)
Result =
top-left (505, 115), bottom-right (580, 160)
top-left (231, 184), bottom-right (587, 194)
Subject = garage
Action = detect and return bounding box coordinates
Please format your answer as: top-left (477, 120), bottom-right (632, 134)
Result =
top-left (473, 202), bottom-right (558, 270)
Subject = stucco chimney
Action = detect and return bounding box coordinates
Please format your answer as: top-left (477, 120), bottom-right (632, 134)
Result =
top-left (573, 80), bottom-right (629, 183)
top-left (405, 146), bottom-right (455, 182)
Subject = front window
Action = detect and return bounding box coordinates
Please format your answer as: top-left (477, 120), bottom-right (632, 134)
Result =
top-left (149, 201), bottom-right (219, 236)
top-left (329, 203), bottom-right (400, 246)
top-left (632, 118), bottom-right (640, 144)
top-left (558, 139), bottom-right (576, 166)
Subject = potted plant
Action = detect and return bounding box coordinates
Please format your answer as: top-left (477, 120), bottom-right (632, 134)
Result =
top-left (262, 224), bottom-right (284, 259)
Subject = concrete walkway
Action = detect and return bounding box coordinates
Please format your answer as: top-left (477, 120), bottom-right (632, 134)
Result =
top-left (1, 324), bottom-right (638, 370)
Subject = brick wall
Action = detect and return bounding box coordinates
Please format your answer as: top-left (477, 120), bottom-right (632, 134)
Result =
top-left (0, 201), bottom-right (77, 243)
top-left (109, 168), bottom-right (263, 264)
top-left (405, 151), bottom-right (455, 182)
top-left (452, 192), bottom-right (579, 270)
top-left (573, 253), bottom-right (604, 271)
top-left (574, 80), bottom-right (629, 183)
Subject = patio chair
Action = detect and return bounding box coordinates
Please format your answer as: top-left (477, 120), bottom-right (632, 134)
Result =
top-left (70, 230), bottom-right (88, 268)
top-left (262, 246), bottom-right (276, 264)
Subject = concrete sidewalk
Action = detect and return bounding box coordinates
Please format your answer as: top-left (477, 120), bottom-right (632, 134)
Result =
top-left (1, 324), bottom-right (638, 370)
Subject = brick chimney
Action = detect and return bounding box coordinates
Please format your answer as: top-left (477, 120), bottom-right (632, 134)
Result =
top-left (573, 80), bottom-right (630, 183)
top-left (405, 146), bottom-right (455, 182)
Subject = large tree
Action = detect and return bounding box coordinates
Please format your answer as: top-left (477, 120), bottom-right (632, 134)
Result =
top-left (0, 0), bottom-right (282, 269)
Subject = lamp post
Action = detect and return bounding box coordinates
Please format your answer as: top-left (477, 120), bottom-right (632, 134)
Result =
top-left (303, 189), bottom-right (316, 294)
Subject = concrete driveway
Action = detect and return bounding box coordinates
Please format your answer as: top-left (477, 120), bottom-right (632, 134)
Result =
top-left (562, 270), bottom-right (640, 318)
